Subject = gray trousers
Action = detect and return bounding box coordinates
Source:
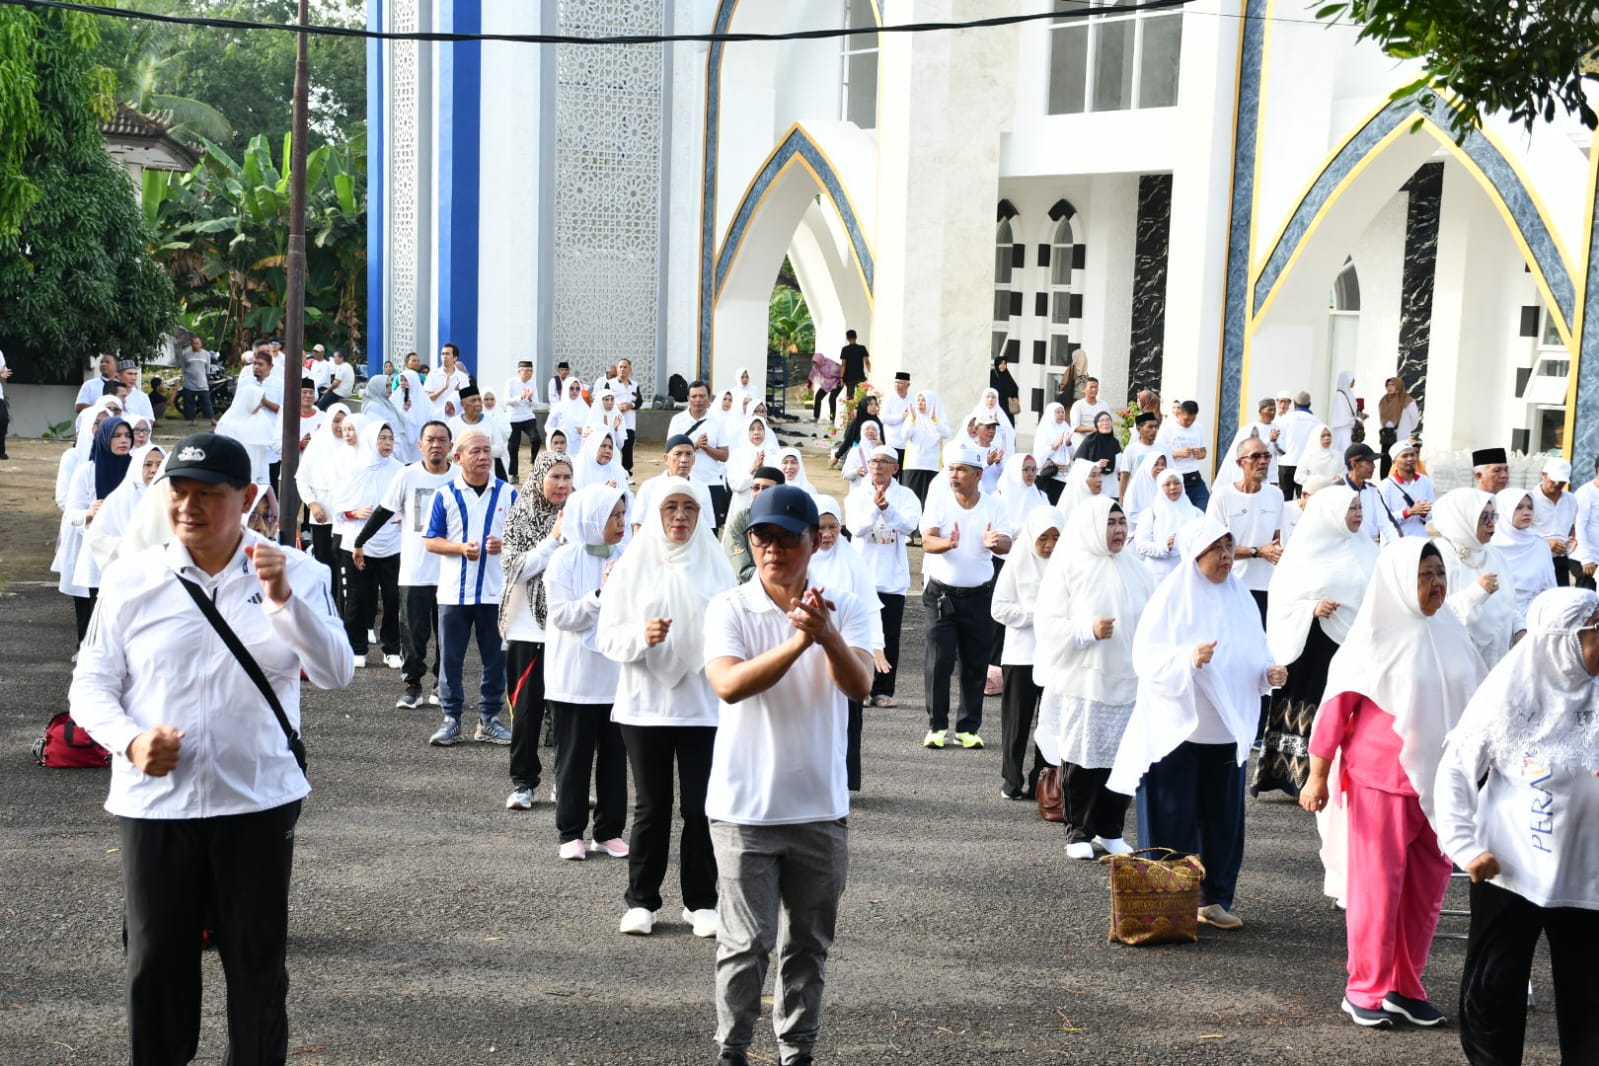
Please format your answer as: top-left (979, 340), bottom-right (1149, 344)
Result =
top-left (711, 818), bottom-right (849, 1062)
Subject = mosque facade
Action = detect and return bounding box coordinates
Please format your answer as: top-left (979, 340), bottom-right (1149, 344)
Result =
top-left (366, 0), bottom-right (1599, 466)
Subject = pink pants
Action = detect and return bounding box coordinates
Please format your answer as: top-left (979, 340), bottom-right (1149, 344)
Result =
top-left (1343, 782), bottom-right (1452, 1009)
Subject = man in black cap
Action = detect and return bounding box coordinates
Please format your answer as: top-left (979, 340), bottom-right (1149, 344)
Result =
top-left (547, 360), bottom-right (571, 408)
top-left (630, 434), bottom-right (698, 534)
top-left (69, 432), bottom-right (352, 1066)
top-left (720, 465), bottom-right (785, 581)
top-left (503, 360), bottom-right (541, 480)
top-left (1339, 442), bottom-right (1388, 542)
top-left (880, 370), bottom-right (912, 472)
top-left (702, 484), bottom-right (873, 1066)
top-left (1472, 447), bottom-right (1510, 494)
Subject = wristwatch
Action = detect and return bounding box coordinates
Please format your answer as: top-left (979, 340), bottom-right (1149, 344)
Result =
top-left (1250, 546), bottom-right (1259, 559)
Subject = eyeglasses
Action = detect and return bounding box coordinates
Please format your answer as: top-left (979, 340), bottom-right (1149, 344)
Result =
top-left (1242, 454), bottom-right (1271, 462)
top-left (748, 526), bottom-right (807, 549)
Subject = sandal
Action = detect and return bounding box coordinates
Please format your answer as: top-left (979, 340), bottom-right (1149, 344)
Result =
top-left (873, 695), bottom-right (896, 708)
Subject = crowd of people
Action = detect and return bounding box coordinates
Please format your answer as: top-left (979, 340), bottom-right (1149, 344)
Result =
top-left (50, 344), bottom-right (1599, 1066)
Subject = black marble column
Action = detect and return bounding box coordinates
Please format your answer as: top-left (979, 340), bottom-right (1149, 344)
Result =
top-left (1396, 162), bottom-right (1443, 419)
top-left (1128, 174), bottom-right (1173, 401)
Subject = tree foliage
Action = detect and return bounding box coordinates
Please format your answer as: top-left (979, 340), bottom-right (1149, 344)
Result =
top-left (768, 286), bottom-right (815, 357)
top-left (0, 5), bottom-right (174, 384)
top-left (1318, 0), bottom-right (1599, 137)
top-left (144, 131), bottom-right (366, 361)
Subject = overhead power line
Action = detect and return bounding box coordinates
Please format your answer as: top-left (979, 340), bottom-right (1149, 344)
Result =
top-left (4, 0), bottom-right (1198, 45)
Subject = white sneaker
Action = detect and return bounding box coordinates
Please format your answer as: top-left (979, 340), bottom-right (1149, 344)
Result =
top-left (1065, 841), bottom-right (1096, 860)
top-left (505, 787), bottom-right (534, 810)
top-left (367, 628), bottom-right (377, 644)
top-left (682, 907), bottom-right (719, 939)
top-left (1094, 836), bottom-right (1134, 855)
top-left (619, 907), bottom-right (655, 935)
top-left (383, 653), bottom-right (403, 669)
top-left (352, 654), bottom-right (368, 669)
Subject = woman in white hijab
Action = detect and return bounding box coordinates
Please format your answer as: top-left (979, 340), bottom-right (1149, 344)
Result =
top-left (902, 389), bottom-right (953, 506)
top-left (1058, 457), bottom-right (1104, 514)
top-left (967, 387), bottom-right (1016, 456)
top-left (1036, 496), bottom-right (1153, 857)
top-left (731, 366), bottom-right (760, 413)
top-left (586, 384), bottom-right (627, 451)
top-left (776, 446), bottom-right (816, 494)
top-left (994, 454), bottom-right (1048, 532)
top-left (598, 478), bottom-right (735, 937)
top-left (1133, 467), bottom-right (1202, 581)
top-left (574, 426), bottom-right (629, 492)
top-left (85, 444), bottom-right (166, 571)
top-left (726, 415), bottom-right (775, 515)
top-left (992, 505), bottom-right (1065, 802)
top-left (811, 495), bottom-right (888, 792)
top-left (1299, 539), bottom-right (1486, 1029)
top-left (1120, 451), bottom-right (1168, 535)
top-left (1329, 371), bottom-right (1362, 456)
top-left (296, 403), bottom-right (354, 602)
top-left (1436, 588), bottom-right (1599, 1063)
top-left (1431, 487), bottom-right (1525, 668)
top-left (838, 419), bottom-right (886, 485)
top-left (545, 483), bottom-right (630, 862)
top-left (1489, 487), bottom-right (1555, 616)
top-left (1109, 517), bottom-right (1288, 929)
top-left (1032, 402), bottom-right (1073, 506)
top-left (361, 377), bottom-right (420, 464)
top-left (1295, 424), bottom-right (1342, 487)
top-left (549, 377), bottom-right (592, 444)
top-left (336, 420), bottom-right (405, 666)
top-left (1255, 486), bottom-right (1378, 799)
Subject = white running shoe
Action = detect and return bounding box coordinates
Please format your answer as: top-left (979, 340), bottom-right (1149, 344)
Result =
top-left (1065, 841), bottom-right (1096, 860)
top-left (383, 653), bottom-right (403, 669)
top-left (1094, 836), bottom-right (1134, 855)
top-left (505, 787), bottom-right (534, 810)
top-left (682, 907), bottom-right (719, 939)
top-left (619, 907), bottom-right (655, 935)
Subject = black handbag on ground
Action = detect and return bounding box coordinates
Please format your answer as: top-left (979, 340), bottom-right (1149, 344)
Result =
top-left (177, 576), bottom-right (308, 775)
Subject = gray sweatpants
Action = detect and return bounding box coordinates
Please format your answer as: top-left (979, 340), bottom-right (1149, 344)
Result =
top-left (710, 818), bottom-right (849, 1062)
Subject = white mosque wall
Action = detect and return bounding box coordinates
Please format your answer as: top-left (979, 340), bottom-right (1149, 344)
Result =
top-left (666, 1), bottom-right (711, 395)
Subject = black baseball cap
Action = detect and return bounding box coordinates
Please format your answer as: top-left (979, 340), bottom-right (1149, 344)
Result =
top-left (160, 433), bottom-right (252, 486)
top-left (748, 484), bottom-right (819, 535)
top-left (1344, 443), bottom-right (1379, 466)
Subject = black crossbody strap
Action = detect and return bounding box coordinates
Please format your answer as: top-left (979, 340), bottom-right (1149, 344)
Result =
top-left (176, 576), bottom-right (308, 774)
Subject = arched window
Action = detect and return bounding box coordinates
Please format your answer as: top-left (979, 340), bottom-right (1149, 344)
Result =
top-left (1048, 1), bottom-right (1183, 115)
top-left (992, 215), bottom-right (1015, 359)
top-left (1330, 258), bottom-right (1361, 311)
top-left (1049, 217), bottom-right (1076, 367)
top-left (841, 0), bottom-right (878, 129)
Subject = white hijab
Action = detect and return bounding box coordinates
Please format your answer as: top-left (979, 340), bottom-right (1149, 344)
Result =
top-left (1447, 588), bottom-right (1599, 772)
top-left (1147, 467), bottom-right (1202, 544)
top-left (995, 504), bottom-right (1066, 625)
top-left (574, 426), bottom-right (628, 490)
top-left (778, 447), bottom-right (816, 493)
top-left (908, 389), bottom-right (948, 432)
top-left (1295, 423), bottom-right (1341, 484)
top-left (1035, 497), bottom-right (1150, 706)
top-left (1109, 517), bottom-right (1273, 794)
top-left (1266, 485), bottom-right (1379, 663)
top-left (730, 415), bottom-right (775, 475)
top-left (556, 379), bottom-right (591, 432)
top-left (336, 419), bottom-right (404, 516)
top-left (597, 477), bottom-right (733, 688)
top-left (122, 449), bottom-right (175, 555)
top-left (994, 454), bottom-right (1048, 530)
top-left (1060, 458), bottom-right (1102, 512)
top-left (967, 387), bottom-right (1015, 452)
top-left (1123, 451), bottom-right (1170, 525)
top-left (1432, 487), bottom-right (1522, 666)
top-left (1033, 403), bottom-right (1072, 466)
top-left (1319, 538), bottom-right (1486, 820)
top-left (1489, 487), bottom-right (1555, 612)
top-left (301, 403), bottom-right (353, 493)
top-left (86, 444), bottom-right (166, 570)
top-left (809, 496), bottom-right (884, 646)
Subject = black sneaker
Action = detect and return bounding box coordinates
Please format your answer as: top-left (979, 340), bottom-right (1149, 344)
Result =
top-left (395, 686), bottom-right (422, 709)
top-left (1382, 992), bottom-right (1447, 1027)
top-left (1000, 784), bottom-right (1026, 801)
top-left (716, 1052), bottom-right (748, 1066)
top-left (1341, 998), bottom-right (1394, 1028)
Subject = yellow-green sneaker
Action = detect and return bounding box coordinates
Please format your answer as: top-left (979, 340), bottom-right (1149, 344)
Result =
top-left (955, 731), bottom-right (985, 749)
top-left (921, 729), bottom-right (947, 749)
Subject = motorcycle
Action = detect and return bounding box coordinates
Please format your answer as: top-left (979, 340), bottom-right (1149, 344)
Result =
top-left (207, 361), bottom-right (236, 415)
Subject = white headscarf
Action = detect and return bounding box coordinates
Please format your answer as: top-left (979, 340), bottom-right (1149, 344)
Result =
top-left (121, 449), bottom-right (175, 555)
top-left (1490, 487), bottom-right (1555, 613)
top-left (994, 454), bottom-right (1048, 530)
top-left (86, 443), bottom-right (166, 570)
top-left (1266, 485), bottom-right (1379, 663)
top-left (1122, 451), bottom-right (1170, 525)
top-left (1109, 517), bottom-right (1273, 794)
top-left (555, 378), bottom-right (591, 435)
top-left (1033, 403), bottom-right (1072, 468)
top-left (729, 415), bottom-right (775, 476)
top-left (300, 402), bottom-right (353, 494)
top-left (574, 426), bottom-right (628, 490)
top-left (1060, 458), bottom-right (1102, 511)
top-left (1295, 423), bottom-right (1341, 484)
top-left (1319, 538), bottom-right (1486, 819)
top-left (361, 378), bottom-right (419, 464)
top-left (778, 446), bottom-right (816, 493)
top-left (1432, 487), bottom-right (1522, 666)
top-left (1147, 467), bottom-right (1202, 544)
top-left (1035, 497), bottom-right (1148, 704)
top-left (995, 504), bottom-right (1065, 623)
top-left (586, 384), bottom-right (625, 445)
top-left (74, 398), bottom-right (119, 460)
top-left (1447, 588), bottom-right (1599, 771)
top-left (908, 389), bottom-right (947, 430)
top-left (597, 477), bottom-right (732, 688)
top-left (809, 495), bottom-right (884, 647)
top-left (337, 419), bottom-right (405, 518)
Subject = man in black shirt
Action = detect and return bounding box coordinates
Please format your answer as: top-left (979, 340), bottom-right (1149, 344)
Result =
top-left (839, 329), bottom-right (871, 393)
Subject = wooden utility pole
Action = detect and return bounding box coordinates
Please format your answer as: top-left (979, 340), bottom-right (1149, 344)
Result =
top-left (277, 0), bottom-right (311, 545)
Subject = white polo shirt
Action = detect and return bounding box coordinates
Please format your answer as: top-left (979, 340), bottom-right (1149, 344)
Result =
top-left (703, 580), bottom-right (873, 825)
top-left (502, 375), bottom-right (540, 424)
top-left (919, 489), bottom-right (1011, 589)
top-left (424, 474), bottom-right (517, 605)
top-left (1205, 481), bottom-right (1284, 592)
top-left (668, 409), bottom-right (728, 486)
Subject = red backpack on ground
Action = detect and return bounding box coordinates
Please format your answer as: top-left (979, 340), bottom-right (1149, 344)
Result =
top-left (32, 712), bottom-right (112, 769)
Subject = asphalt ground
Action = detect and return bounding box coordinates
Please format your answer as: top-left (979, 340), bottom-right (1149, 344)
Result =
top-left (0, 431), bottom-right (1565, 1065)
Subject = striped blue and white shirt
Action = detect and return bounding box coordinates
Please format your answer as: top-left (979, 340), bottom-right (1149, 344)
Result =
top-left (425, 474), bottom-right (517, 606)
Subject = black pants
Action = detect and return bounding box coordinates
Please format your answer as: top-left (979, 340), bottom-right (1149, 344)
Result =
top-left (341, 550), bottom-right (399, 656)
top-left (903, 469), bottom-right (934, 509)
top-left (314, 390), bottom-right (344, 411)
top-left (73, 588), bottom-right (99, 644)
top-left (618, 723), bottom-right (716, 912)
top-left (507, 419), bottom-right (539, 482)
top-left (871, 593), bottom-right (906, 699)
top-left (999, 664), bottom-right (1044, 793)
top-left (1460, 879), bottom-right (1599, 1066)
top-left (179, 388), bottom-right (215, 422)
top-left (846, 700), bottom-right (864, 791)
top-left (812, 385), bottom-right (841, 421)
top-left (622, 429), bottom-right (636, 475)
top-left (1279, 465), bottom-right (1299, 501)
top-left (708, 483), bottom-right (732, 534)
top-left (1378, 426), bottom-right (1397, 479)
top-left (121, 801), bottom-right (300, 1066)
top-left (268, 461), bottom-right (281, 495)
top-left (308, 524), bottom-right (341, 614)
top-left (551, 700), bottom-right (627, 844)
top-left (506, 639), bottom-right (547, 790)
top-left (1062, 764), bottom-right (1129, 845)
top-left (0, 395), bottom-right (9, 455)
top-left (922, 579), bottom-right (993, 735)
top-left (400, 584), bottom-right (439, 688)
top-left (1040, 477), bottom-right (1064, 506)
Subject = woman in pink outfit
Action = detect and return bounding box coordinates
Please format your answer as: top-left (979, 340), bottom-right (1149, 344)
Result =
top-left (1300, 538), bottom-right (1486, 1029)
